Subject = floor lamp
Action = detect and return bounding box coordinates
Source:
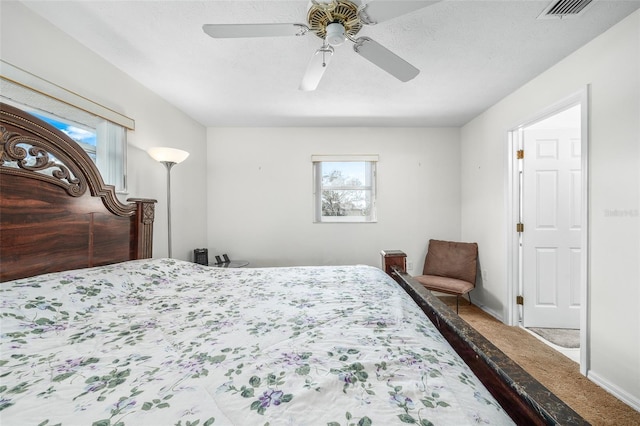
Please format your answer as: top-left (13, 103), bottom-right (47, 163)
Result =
top-left (147, 147), bottom-right (189, 258)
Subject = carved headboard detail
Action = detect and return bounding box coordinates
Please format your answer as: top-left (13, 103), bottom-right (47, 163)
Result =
top-left (0, 102), bottom-right (156, 282)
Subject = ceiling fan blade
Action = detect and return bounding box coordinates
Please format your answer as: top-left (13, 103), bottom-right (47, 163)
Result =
top-left (358, 1), bottom-right (440, 25)
top-left (353, 37), bottom-right (419, 82)
top-left (202, 23), bottom-right (308, 39)
top-left (299, 46), bottom-right (334, 91)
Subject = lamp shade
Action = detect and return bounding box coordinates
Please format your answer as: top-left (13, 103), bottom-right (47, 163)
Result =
top-left (147, 147), bottom-right (190, 164)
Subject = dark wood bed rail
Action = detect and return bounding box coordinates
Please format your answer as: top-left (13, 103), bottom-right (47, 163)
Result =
top-left (389, 266), bottom-right (589, 426)
top-left (0, 102), bottom-right (155, 282)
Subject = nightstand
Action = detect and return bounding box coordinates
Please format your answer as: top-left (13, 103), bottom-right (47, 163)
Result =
top-left (380, 250), bottom-right (406, 275)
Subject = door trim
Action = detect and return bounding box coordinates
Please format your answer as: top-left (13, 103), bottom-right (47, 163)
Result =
top-left (506, 86), bottom-right (590, 374)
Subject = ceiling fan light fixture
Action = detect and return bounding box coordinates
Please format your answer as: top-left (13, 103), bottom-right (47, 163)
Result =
top-left (203, 0), bottom-right (428, 90)
top-left (325, 22), bottom-right (346, 46)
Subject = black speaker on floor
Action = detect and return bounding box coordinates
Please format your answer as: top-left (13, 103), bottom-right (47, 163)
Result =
top-left (193, 248), bottom-right (208, 265)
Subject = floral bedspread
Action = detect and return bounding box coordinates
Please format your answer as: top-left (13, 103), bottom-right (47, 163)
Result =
top-left (0, 259), bottom-right (514, 425)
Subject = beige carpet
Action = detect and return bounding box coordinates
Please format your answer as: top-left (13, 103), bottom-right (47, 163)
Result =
top-left (439, 296), bottom-right (640, 426)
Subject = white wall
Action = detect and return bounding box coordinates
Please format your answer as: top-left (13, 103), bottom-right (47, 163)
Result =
top-left (461, 11), bottom-right (640, 407)
top-left (207, 127), bottom-right (461, 270)
top-left (0, 2), bottom-right (208, 260)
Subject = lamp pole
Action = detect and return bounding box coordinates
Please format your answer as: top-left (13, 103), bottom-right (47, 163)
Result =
top-left (147, 147), bottom-right (189, 259)
top-left (161, 161), bottom-right (176, 258)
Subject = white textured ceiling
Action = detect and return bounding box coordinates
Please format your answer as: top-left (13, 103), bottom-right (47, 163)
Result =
top-left (20, 0), bottom-right (640, 127)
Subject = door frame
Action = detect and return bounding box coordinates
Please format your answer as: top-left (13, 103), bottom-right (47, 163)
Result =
top-left (505, 86), bottom-right (590, 374)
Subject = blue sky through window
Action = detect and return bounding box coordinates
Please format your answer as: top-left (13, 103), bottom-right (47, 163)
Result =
top-left (32, 112), bottom-right (97, 147)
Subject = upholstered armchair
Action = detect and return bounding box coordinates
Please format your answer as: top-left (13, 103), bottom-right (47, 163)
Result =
top-left (414, 239), bottom-right (479, 313)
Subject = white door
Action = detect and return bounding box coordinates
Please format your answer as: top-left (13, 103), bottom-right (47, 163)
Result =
top-left (521, 123), bottom-right (581, 329)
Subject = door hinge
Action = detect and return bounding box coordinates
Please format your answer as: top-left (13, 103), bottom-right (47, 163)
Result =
top-left (516, 295), bottom-right (524, 305)
top-left (516, 222), bottom-right (524, 233)
top-left (517, 149), bottom-right (524, 159)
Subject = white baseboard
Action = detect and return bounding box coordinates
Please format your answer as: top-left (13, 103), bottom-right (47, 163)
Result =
top-left (431, 292), bottom-right (506, 322)
top-left (474, 301), bottom-right (504, 323)
top-left (587, 370), bottom-right (640, 412)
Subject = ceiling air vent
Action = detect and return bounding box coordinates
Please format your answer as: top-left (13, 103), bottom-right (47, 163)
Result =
top-left (538, 0), bottom-right (594, 19)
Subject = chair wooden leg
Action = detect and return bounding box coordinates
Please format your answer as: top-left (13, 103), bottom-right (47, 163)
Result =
top-left (456, 296), bottom-right (459, 313)
top-left (468, 292), bottom-right (472, 306)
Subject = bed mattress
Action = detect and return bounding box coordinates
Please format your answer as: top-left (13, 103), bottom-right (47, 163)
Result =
top-left (0, 259), bottom-right (514, 425)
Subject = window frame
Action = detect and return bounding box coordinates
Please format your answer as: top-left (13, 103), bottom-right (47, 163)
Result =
top-left (1, 60), bottom-right (133, 193)
top-left (312, 154), bottom-right (378, 223)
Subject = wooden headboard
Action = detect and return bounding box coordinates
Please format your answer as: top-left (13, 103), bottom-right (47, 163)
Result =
top-left (0, 102), bottom-right (156, 282)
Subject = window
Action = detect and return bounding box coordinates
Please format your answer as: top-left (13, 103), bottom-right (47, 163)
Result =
top-left (1, 61), bottom-right (132, 193)
top-left (312, 155), bottom-right (378, 223)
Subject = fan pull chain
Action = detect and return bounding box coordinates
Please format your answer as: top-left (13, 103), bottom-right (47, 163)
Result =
top-left (320, 41), bottom-right (333, 67)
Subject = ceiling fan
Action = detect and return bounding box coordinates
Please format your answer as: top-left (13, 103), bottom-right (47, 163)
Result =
top-left (202, 0), bottom-right (439, 91)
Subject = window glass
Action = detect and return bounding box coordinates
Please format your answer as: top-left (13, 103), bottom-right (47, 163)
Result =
top-left (30, 111), bottom-right (98, 160)
top-left (313, 157), bottom-right (377, 223)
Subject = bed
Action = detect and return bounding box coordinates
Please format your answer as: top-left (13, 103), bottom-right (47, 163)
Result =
top-left (0, 103), bottom-right (155, 282)
top-left (0, 102), bottom-right (587, 425)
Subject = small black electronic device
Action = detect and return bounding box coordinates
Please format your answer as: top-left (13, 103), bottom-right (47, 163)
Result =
top-left (193, 248), bottom-right (208, 265)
